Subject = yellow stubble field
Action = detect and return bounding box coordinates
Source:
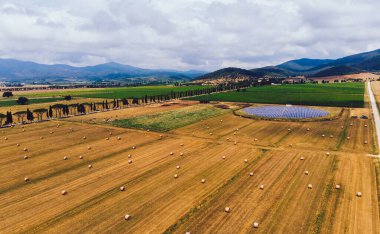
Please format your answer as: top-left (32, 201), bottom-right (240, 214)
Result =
top-left (0, 101), bottom-right (378, 233)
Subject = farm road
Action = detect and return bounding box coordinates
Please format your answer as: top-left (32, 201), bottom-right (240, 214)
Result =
top-left (368, 81), bottom-right (380, 157)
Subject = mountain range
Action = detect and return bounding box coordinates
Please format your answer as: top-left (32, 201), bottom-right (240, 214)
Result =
top-left (195, 49), bottom-right (380, 81)
top-left (1, 48), bottom-right (380, 83)
top-left (0, 59), bottom-right (205, 83)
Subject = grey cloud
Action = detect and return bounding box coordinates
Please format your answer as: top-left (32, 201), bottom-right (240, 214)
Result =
top-left (0, 0), bottom-right (380, 71)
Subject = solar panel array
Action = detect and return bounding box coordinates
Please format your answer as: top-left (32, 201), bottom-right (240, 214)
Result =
top-left (243, 106), bottom-right (329, 119)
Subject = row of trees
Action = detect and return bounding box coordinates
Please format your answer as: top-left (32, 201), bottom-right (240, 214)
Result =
top-left (0, 83), bottom-right (250, 126)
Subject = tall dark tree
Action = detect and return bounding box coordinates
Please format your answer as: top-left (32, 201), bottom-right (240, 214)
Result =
top-left (48, 105), bottom-right (53, 118)
top-left (26, 108), bottom-right (34, 122)
top-left (6, 111), bottom-right (13, 124)
top-left (121, 98), bottom-right (129, 106)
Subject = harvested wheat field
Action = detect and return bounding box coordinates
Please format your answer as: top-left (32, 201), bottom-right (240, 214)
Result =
top-left (0, 100), bottom-right (379, 233)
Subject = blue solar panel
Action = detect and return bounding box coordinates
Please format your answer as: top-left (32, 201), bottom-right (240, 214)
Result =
top-left (243, 106), bottom-right (328, 119)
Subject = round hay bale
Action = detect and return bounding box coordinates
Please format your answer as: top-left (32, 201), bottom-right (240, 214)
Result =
top-left (209, 132), bottom-right (213, 135)
top-left (206, 126), bottom-right (209, 129)
top-left (253, 222), bottom-right (259, 228)
top-left (322, 134), bottom-right (325, 137)
top-left (307, 128), bottom-right (310, 131)
top-left (224, 207), bottom-right (231, 213)
top-left (160, 134), bottom-right (163, 138)
top-left (24, 155), bottom-right (28, 160)
top-left (180, 152), bottom-right (184, 156)
top-left (40, 136), bottom-right (44, 139)
top-left (289, 144), bottom-right (293, 147)
top-left (364, 140), bottom-right (368, 144)
top-left (117, 136), bottom-right (121, 140)
top-left (341, 126), bottom-right (344, 129)
top-left (128, 160), bottom-right (133, 164)
top-left (63, 156), bottom-right (68, 160)
top-left (124, 214), bottom-right (131, 220)
top-left (88, 164), bottom-right (92, 169)
top-left (350, 123), bottom-right (353, 126)
top-left (83, 136), bottom-right (87, 139)
top-left (330, 135), bottom-right (334, 138)
top-left (170, 152), bottom-right (174, 155)
top-left (120, 186), bottom-right (125, 191)
top-left (24, 177), bottom-right (30, 182)
top-left (220, 120), bottom-right (223, 122)
top-left (23, 148), bottom-right (28, 152)
top-left (50, 131), bottom-right (54, 134)
top-left (176, 165), bottom-right (180, 169)
top-left (356, 192), bottom-right (362, 197)
top-left (259, 185), bottom-right (264, 190)
top-left (132, 146), bottom-right (136, 149)
top-left (22, 129), bottom-right (25, 132)
top-left (222, 156), bottom-right (226, 160)
top-left (364, 124), bottom-right (368, 127)
top-left (106, 137), bottom-right (109, 140)
top-left (244, 159), bottom-right (248, 163)
top-left (16, 143), bottom-right (20, 147)
top-left (236, 128), bottom-right (239, 131)
top-left (234, 141), bottom-right (237, 145)
top-left (61, 190), bottom-right (67, 195)
top-left (226, 137), bottom-right (230, 140)
top-left (233, 132), bottom-right (237, 135)
top-left (87, 146), bottom-right (91, 150)
top-left (254, 138), bottom-right (258, 141)
top-left (128, 154), bottom-right (132, 158)
top-left (335, 184), bottom-right (341, 189)
top-left (109, 132), bottom-right (113, 135)
top-left (249, 172), bottom-right (254, 176)
top-left (180, 143), bottom-right (184, 146)
top-left (326, 152), bottom-right (330, 156)
top-left (304, 171), bottom-right (309, 175)
top-left (201, 179), bottom-right (206, 183)
top-left (308, 184), bottom-right (313, 189)
top-left (346, 136), bottom-right (350, 140)
top-left (4, 137), bottom-right (8, 140)
top-left (174, 174), bottom-right (178, 179)
top-left (300, 157), bottom-right (305, 160)
top-left (288, 128), bottom-right (291, 131)
top-left (79, 155), bottom-right (83, 159)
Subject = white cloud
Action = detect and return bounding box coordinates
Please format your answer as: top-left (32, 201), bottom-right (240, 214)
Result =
top-left (0, 0), bottom-right (379, 71)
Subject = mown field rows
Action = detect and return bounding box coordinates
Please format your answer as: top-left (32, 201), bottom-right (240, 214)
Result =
top-left (172, 107), bottom-right (375, 154)
top-left (187, 82), bottom-right (365, 107)
top-left (0, 97), bottom-right (379, 233)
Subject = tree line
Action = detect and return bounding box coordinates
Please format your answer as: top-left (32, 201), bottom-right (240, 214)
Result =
top-left (0, 83), bottom-right (249, 126)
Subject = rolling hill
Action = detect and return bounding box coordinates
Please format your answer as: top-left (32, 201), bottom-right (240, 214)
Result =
top-left (0, 59), bottom-right (205, 83)
top-left (195, 48), bottom-right (380, 81)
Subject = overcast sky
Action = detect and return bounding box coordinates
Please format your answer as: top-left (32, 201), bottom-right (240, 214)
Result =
top-left (0, 0), bottom-right (379, 71)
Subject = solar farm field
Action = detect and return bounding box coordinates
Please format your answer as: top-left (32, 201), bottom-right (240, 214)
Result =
top-left (0, 98), bottom-right (379, 233)
top-left (187, 82), bottom-right (365, 107)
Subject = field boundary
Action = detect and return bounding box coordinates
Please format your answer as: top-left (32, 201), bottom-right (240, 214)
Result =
top-left (233, 106), bottom-right (344, 122)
